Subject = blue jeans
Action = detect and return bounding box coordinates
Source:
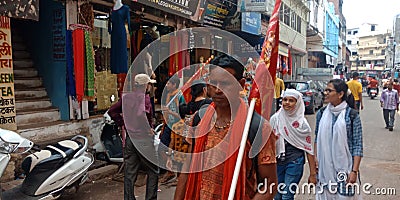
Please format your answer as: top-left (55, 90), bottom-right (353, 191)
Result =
top-left (274, 156), bottom-right (305, 200)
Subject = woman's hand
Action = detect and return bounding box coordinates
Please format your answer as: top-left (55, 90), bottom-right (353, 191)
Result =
top-left (308, 174), bottom-right (317, 184)
top-left (347, 171), bottom-right (357, 183)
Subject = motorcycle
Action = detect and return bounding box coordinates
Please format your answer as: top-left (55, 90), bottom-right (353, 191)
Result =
top-left (0, 128), bottom-right (93, 199)
top-left (369, 88), bottom-right (378, 99)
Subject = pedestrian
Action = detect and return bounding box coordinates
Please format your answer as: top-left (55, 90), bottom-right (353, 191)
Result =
top-left (174, 54), bottom-right (277, 200)
top-left (315, 79), bottom-right (363, 199)
top-left (274, 75), bottom-right (285, 112)
top-left (108, 73), bottom-right (159, 200)
top-left (159, 76), bottom-right (186, 183)
top-left (380, 81), bottom-right (399, 131)
top-left (270, 89), bottom-right (317, 200)
top-left (166, 80), bottom-right (212, 179)
top-left (347, 72), bottom-right (363, 110)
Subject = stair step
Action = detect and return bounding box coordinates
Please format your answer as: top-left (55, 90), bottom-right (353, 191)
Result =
top-left (17, 120), bottom-right (67, 131)
top-left (14, 68), bottom-right (38, 78)
top-left (16, 107), bottom-right (60, 126)
top-left (16, 97), bottom-right (52, 110)
top-left (13, 51), bottom-right (31, 59)
top-left (13, 60), bottom-right (34, 68)
top-left (14, 77), bottom-right (42, 88)
top-left (12, 43), bottom-right (27, 51)
top-left (15, 87), bottom-right (47, 99)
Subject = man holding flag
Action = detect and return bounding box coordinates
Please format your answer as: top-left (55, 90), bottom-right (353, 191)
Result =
top-left (174, 0), bottom-right (282, 198)
top-left (174, 54), bottom-right (277, 200)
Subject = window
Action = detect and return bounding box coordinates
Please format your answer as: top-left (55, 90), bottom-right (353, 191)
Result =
top-left (279, 4), bottom-right (284, 22)
top-left (382, 50), bottom-right (385, 55)
top-left (284, 4), bottom-right (290, 25)
top-left (297, 15), bottom-right (301, 33)
top-left (348, 31), bottom-right (351, 34)
top-left (369, 50), bottom-right (374, 55)
top-left (353, 30), bottom-right (358, 35)
top-left (352, 52), bottom-right (358, 56)
top-left (347, 40), bottom-right (352, 45)
top-left (357, 41), bottom-right (359, 45)
top-left (371, 25), bottom-right (375, 31)
top-left (384, 38), bottom-right (386, 44)
top-left (291, 12), bottom-right (296, 29)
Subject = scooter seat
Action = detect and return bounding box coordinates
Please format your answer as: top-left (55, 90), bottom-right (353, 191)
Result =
top-left (21, 140), bottom-right (82, 174)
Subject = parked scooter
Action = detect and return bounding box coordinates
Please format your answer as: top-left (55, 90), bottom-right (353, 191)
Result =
top-left (93, 111), bottom-right (164, 163)
top-left (93, 111), bottom-right (123, 163)
top-left (369, 88), bottom-right (378, 99)
top-left (0, 128), bottom-right (93, 199)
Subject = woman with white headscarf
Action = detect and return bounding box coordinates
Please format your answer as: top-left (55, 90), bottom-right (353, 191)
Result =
top-left (271, 89), bottom-right (317, 200)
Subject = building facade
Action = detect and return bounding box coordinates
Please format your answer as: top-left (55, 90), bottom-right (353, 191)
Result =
top-left (358, 32), bottom-right (391, 70)
top-left (279, 0), bottom-right (309, 79)
top-left (306, 0), bottom-right (339, 69)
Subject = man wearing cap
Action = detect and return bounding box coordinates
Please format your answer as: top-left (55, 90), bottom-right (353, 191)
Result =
top-left (347, 72), bottom-right (363, 110)
top-left (109, 73), bottom-right (158, 200)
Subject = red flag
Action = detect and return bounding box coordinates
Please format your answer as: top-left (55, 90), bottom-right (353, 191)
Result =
top-left (248, 0), bottom-right (281, 120)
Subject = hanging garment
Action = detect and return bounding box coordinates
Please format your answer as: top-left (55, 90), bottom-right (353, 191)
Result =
top-left (108, 5), bottom-right (131, 74)
top-left (72, 29), bottom-right (85, 102)
top-left (84, 31), bottom-right (95, 97)
top-left (66, 30), bottom-right (76, 97)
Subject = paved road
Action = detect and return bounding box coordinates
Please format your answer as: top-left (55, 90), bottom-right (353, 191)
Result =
top-left (61, 92), bottom-right (400, 199)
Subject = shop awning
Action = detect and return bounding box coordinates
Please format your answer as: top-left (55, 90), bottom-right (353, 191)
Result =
top-left (279, 43), bottom-right (288, 57)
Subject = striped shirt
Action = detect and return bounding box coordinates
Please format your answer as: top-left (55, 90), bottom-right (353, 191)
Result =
top-left (380, 89), bottom-right (399, 110)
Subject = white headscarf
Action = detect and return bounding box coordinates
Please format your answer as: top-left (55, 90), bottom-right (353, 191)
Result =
top-left (271, 89), bottom-right (313, 156)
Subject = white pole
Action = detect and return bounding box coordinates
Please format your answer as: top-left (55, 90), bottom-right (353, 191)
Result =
top-left (228, 98), bottom-right (256, 200)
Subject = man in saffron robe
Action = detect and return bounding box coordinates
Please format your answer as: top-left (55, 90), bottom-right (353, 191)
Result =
top-left (174, 55), bottom-right (277, 200)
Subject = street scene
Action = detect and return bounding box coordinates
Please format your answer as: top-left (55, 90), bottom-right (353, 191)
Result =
top-left (59, 92), bottom-right (400, 200)
top-left (0, 0), bottom-right (400, 200)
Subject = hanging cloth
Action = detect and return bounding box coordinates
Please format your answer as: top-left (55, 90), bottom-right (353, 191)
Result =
top-left (131, 31), bottom-right (138, 60)
top-left (72, 29), bottom-right (85, 102)
top-left (136, 29), bottom-right (143, 52)
top-left (84, 31), bottom-right (95, 97)
top-left (66, 30), bottom-right (76, 97)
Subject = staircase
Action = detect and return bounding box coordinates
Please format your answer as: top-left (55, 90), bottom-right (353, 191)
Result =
top-left (12, 34), bottom-right (62, 131)
top-left (10, 25), bottom-right (103, 146)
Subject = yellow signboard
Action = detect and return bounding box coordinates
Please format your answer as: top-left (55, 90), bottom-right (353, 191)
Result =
top-left (0, 16), bottom-right (16, 130)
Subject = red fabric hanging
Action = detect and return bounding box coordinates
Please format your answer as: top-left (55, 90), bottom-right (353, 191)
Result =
top-left (72, 29), bottom-right (85, 102)
top-left (169, 35), bottom-right (177, 76)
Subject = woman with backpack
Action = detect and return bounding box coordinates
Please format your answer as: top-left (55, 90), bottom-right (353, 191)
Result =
top-left (315, 79), bottom-right (363, 199)
top-left (271, 89), bottom-right (317, 200)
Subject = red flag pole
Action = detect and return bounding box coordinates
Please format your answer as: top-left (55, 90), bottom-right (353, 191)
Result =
top-left (228, 0), bottom-right (281, 199)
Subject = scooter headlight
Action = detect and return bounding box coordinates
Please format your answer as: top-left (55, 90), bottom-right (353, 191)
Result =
top-left (0, 137), bottom-right (18, 154)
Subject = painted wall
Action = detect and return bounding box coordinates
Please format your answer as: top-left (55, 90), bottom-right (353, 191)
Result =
top-left (23, 0), bottom-right (69, 120)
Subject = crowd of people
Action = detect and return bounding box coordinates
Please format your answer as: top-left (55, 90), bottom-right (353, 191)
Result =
top-left (106, 54), bottom-right (369, 200)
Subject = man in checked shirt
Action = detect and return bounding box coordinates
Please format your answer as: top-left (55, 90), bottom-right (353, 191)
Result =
top-left (380, 81), bottom-right (399, 131)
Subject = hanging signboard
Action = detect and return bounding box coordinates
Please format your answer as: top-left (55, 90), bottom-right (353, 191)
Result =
top-left (138, 0), bottom-right (201, 19)
top-left (241, 12), bottom-right (261, 35)
top-left (203, 0), bottom-right (237, 28)
top-left (0, 0), bottom-right (39, 21)
top-left (0, 16), bottom-right (17, 130)
top-left (242, 0), bottom-right (273, 12)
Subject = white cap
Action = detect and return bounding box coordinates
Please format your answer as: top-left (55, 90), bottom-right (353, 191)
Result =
top-left (134, 74), bottom-right (156, 85)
